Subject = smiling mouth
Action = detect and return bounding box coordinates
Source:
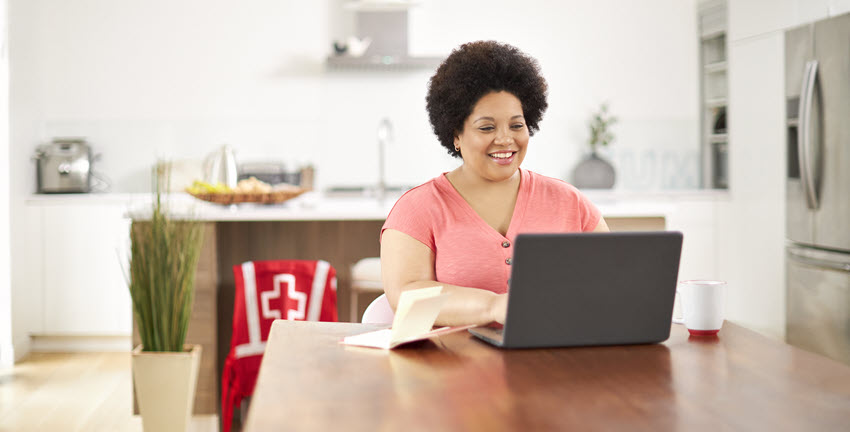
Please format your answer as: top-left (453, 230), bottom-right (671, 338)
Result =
top-left (489, 151), bottom-right (516, 160)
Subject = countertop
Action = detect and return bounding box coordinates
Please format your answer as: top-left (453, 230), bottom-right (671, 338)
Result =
top-left (25, 189), bottom-right (729, 221)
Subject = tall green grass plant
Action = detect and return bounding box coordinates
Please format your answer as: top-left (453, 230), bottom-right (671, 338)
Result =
top-left (129, 165), bottom-right (204, 352)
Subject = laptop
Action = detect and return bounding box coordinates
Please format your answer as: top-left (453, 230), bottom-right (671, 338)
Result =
top-left (469, 231), bottom-right (683, 348)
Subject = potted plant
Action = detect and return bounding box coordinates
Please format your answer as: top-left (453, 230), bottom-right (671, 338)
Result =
top-left (572, 102), bottom-right (618, 189)
top-left (127, 164), bottom-right (205, 432)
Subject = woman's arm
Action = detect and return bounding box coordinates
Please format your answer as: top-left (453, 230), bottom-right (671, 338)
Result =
top-left (381, 229), bottom-right (507, 326)
top-left (593, 217), bottom-right (610, 232)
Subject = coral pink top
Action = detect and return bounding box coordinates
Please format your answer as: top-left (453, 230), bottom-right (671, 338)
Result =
top-left (381, 168), bottom-right (601, 294)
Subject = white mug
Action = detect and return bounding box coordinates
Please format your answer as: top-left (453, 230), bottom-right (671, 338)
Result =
top-left (672, 280), bottom-right (726, 335)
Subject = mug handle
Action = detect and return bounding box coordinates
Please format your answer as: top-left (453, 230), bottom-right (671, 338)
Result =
top-left (671, 289), bottom-right (685, 324)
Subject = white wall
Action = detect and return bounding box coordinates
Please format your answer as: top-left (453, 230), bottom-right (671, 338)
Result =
top-left (10, 0), bottom-right (44, 360)
top-left (0, 0), bottom-right (12, 367)
top-left (9, 0), bottom-right (700, 357)
top-left (11, 0), bottom-right (699, 194)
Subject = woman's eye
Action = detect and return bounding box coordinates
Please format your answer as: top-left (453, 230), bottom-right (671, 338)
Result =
top-left (511, 124), bottom-right (525, 129)
top-left (478, 126), bottom-right (495, 132)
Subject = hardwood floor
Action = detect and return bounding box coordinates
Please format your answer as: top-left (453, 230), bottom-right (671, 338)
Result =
top-left (0, 352), bottom-right (217, 432)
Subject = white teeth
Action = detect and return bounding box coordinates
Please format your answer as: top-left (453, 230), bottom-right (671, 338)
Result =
top-left (490, 152), bottom-right (513, 159)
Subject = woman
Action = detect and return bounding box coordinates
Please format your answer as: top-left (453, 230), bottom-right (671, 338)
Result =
top-left (381, 41), bottom-right (609, 326)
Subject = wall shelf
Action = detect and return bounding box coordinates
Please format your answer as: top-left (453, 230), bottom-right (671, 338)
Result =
top-left (699, 0), bottom-right (728, 189)
top-left (343, 0), bottom-right (422, 11)
top-left (709, 133), bottom-right (728, 143)
top-left (704, 61), bottom-right (727, 73)
top-left (705, 97), bottom-right (727, 108)
top-left (326, 54), bottom-right (443, 71)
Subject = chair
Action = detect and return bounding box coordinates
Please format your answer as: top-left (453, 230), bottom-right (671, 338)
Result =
top-left (361, 293), bottom-right (395, 324)
top-left (221, 260), bottom-right (338, 432)
top-left (350, 257), bottom-right (384, 322)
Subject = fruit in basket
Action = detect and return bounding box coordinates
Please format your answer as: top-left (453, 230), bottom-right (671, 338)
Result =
top-left (235, 177), bottom-right (272, 194)
top-left (187, 180), bottom-right (232, 194)
top-left (186, 177), bottom-right (304, 204)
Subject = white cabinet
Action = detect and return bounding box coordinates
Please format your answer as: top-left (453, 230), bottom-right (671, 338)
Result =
top-left (29, 199), bottom-right (132, 335)
top-left (831, 0), bottom-right (850, 15)
top-left (721, 9), bottom-right (788, 339)
top-left (728, 0), bottom-right (833, 42)
top-left (667, 199), bottom-right (720, 281)
top-left (794, 0), bottom-right (831, 26)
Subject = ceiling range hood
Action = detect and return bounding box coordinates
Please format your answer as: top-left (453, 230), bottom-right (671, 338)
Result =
top-left (326, 1), bottom-right (444, 71)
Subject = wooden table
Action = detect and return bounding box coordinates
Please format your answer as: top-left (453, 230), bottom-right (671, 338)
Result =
top-left (244, 321), bottom-right (850, 431)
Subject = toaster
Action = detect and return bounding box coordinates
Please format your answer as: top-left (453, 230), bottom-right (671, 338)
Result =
top-left (34, 138), bottom-right (93, 193)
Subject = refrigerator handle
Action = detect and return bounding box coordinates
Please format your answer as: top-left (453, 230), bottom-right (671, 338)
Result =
top-left (797, 60), bottom-right (820, 210)
top-left (788, 247), bottom-right (850, 273)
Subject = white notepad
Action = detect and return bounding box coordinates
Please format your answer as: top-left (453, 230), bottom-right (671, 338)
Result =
top-left (341, 286), bottom-right (475, 349)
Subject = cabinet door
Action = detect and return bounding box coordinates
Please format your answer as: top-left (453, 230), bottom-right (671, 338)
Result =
top-left (43, 204), bottom-right (132, 334)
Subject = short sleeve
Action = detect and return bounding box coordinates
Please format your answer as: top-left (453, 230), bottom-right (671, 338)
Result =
top-left (578, 191), bottom-right (602, 231)
top-left (381, 187), bottom-right (437, 252)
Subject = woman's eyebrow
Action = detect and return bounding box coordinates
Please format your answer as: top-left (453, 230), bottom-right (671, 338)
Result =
top-left (473, 115), bottom-right (525, 123)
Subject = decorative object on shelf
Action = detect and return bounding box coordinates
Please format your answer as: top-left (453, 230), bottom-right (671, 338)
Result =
top-left (331, 36), bottom-right (373, 58)
top-left (346, 36), bottom-right (372, 57)
top-left (712, 106), bottom-right (726, 134)
top-left (572, 103), bottom-right (618, 189)
top-left (127, 164), bottom-right (205, 432)
top-left (332, 40), bottom-right (348, 55)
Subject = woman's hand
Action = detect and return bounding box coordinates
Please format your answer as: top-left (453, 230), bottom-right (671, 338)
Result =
top-left (490, 293), bottom-right (508, 324)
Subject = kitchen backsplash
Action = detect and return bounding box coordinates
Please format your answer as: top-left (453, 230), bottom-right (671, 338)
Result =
top-left (41, 116), bottom-right (698, 193)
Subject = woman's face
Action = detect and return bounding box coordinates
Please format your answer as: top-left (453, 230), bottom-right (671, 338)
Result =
top-left (454, 91), bottom-right (529, 183)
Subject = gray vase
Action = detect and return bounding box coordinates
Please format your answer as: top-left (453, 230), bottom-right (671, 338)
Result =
top-left (572, 152), bottom-right (616, 189)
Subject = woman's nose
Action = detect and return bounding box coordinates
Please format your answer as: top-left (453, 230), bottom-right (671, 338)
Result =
top-left (494, 129), bottom-right (514, 145)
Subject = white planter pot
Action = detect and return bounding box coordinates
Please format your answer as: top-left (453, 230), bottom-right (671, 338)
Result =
top-left (132, 344), bottom-right (202, 432)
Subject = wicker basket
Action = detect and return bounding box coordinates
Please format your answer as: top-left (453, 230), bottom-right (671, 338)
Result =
top-left (187, 188), bottom-right (307, 205)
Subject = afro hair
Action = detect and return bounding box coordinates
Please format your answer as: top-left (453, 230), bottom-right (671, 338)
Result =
top-left (426, 41), bottom-right (549, 158)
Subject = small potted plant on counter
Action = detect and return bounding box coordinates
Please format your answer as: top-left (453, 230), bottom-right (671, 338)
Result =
top-left (571, 102), bottom-right (618, 189)
top-left (127, 163), bottom-right (205, 432)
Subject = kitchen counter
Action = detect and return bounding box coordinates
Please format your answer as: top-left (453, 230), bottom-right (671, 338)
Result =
top-left (27, 189), bottom-right (728, 221)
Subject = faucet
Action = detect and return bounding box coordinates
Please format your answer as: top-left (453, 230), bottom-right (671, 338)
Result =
top-left (376, 117), bottom-right (393, 199)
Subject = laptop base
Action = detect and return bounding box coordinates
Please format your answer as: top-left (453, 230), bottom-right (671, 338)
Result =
top-left (469, 326), bottom-right (505, 347)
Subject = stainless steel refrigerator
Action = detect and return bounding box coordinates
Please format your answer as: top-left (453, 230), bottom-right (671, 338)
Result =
top-left (785, 12), bottom-right (850, 365)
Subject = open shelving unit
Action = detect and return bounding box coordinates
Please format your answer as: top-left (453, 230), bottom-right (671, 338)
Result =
top-left (698, 0), bottom-right (729, 189)
top-left (326, 0), bottom-right (444, 72)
